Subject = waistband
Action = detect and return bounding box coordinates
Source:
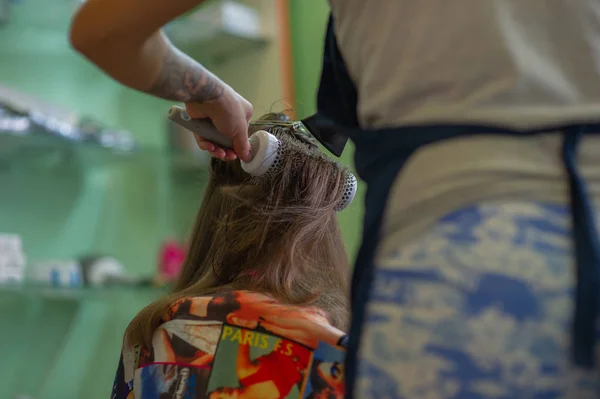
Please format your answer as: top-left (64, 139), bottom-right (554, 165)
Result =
top-left (347, 123), bottom-right (600, 372)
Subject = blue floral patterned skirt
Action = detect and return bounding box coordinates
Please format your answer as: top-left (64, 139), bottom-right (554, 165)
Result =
top-left (357, 202), bottom-right (600, 399)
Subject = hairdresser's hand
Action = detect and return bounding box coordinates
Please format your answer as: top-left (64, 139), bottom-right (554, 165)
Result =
top-left (185, 85), bottom-right (253, 162)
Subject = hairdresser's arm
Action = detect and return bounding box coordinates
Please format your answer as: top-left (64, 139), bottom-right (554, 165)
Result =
top-left (69, 0), bottom-right (252, 161)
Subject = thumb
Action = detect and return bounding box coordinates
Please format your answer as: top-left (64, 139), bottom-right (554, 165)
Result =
top-left (232, 131), bottom-right (252, 163)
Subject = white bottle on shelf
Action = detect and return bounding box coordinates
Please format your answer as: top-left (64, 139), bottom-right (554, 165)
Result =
top-left (0, 234), bottom-right (26, 285)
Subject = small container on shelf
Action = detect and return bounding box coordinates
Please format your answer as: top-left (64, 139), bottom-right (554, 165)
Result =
top-left (158, 239), bottom-right (187, 283)
top-left (26, 259), bottom-right (83, 288)
top-left (0, 234), bottom-right (27, 285)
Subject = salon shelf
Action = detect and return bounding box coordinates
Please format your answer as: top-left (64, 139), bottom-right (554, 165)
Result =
top-left (0, 130), bottom-right (211, 175)
top-left (165, 20), bottom-right (267, 64)
top-left (0, 130), bottom-right (132, 166)
top-left (0, 282), bottom-right (166, 399)
top-left (0, 283), bottom-right (168, 301)
top-left (166, 27), bottom-right (267, 64)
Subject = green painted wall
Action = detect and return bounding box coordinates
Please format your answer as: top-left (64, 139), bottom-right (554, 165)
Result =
top-left (289, 0), bottom-right (364, 260)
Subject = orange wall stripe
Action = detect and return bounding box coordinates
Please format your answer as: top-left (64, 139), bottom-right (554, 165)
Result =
top-left (275, 0), bottom-right (296, 119)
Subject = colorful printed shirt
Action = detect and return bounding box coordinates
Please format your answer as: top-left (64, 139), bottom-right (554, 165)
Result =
top-left (111, 290), bottom-right (347, 399)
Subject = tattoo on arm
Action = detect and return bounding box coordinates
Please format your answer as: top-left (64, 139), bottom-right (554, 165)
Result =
top-left (149, 47), bottom-right (224, 103)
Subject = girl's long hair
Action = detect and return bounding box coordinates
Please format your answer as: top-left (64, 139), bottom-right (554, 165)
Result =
top-left (126, 113), bottom-right (351, 348)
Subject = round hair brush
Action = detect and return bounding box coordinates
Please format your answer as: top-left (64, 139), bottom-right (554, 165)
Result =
top-left (167, 105), bottom-right (357, 211)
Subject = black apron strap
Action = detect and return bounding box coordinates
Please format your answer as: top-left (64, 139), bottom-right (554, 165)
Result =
top-left (316, 15), bottom-right (359, 129)
top-left (300, 15), bottom-right (357, 158)
top-left (562, 128), bottom-right (600, 368)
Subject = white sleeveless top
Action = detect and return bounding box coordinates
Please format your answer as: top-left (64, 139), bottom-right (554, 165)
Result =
top-left (327, 1), bottom-right (600, 236)
top-left (328, 0), bottom-right (600, 130)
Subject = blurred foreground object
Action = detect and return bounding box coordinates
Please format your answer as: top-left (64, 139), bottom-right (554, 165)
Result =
top-left (155, 239), bottom-right (186, 286)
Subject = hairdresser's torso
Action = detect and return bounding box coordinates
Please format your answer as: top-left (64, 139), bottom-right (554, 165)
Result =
top-left (326, 4), bottom-right (600, 395)
top-left (327, 0), bottom-right (600, 221)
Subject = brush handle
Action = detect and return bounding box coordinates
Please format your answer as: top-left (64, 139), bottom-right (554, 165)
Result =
top-left (167, 105), bottom-right (233, 149)
top-left (167, 105), bottom-right (285, 178)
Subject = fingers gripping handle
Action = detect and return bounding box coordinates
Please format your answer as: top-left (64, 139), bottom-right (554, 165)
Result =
top-left (168, 105), bottom-right (234, 149)
top-left (167, 106), bottom-right (279, 176)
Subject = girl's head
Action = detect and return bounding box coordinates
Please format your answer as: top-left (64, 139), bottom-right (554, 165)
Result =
top-left (128, 113), bottom-right (352, 347)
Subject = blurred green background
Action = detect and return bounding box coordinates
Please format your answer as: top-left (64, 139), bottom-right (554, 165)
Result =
top-left (0, 1), bottom-right (363, 398)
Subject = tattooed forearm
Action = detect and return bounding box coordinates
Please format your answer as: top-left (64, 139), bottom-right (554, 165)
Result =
top-left (149, 46), bottom-right (224, 103)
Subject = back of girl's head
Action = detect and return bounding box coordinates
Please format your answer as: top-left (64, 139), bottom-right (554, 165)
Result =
top-left (128, 112), bottom-right (351, 347)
